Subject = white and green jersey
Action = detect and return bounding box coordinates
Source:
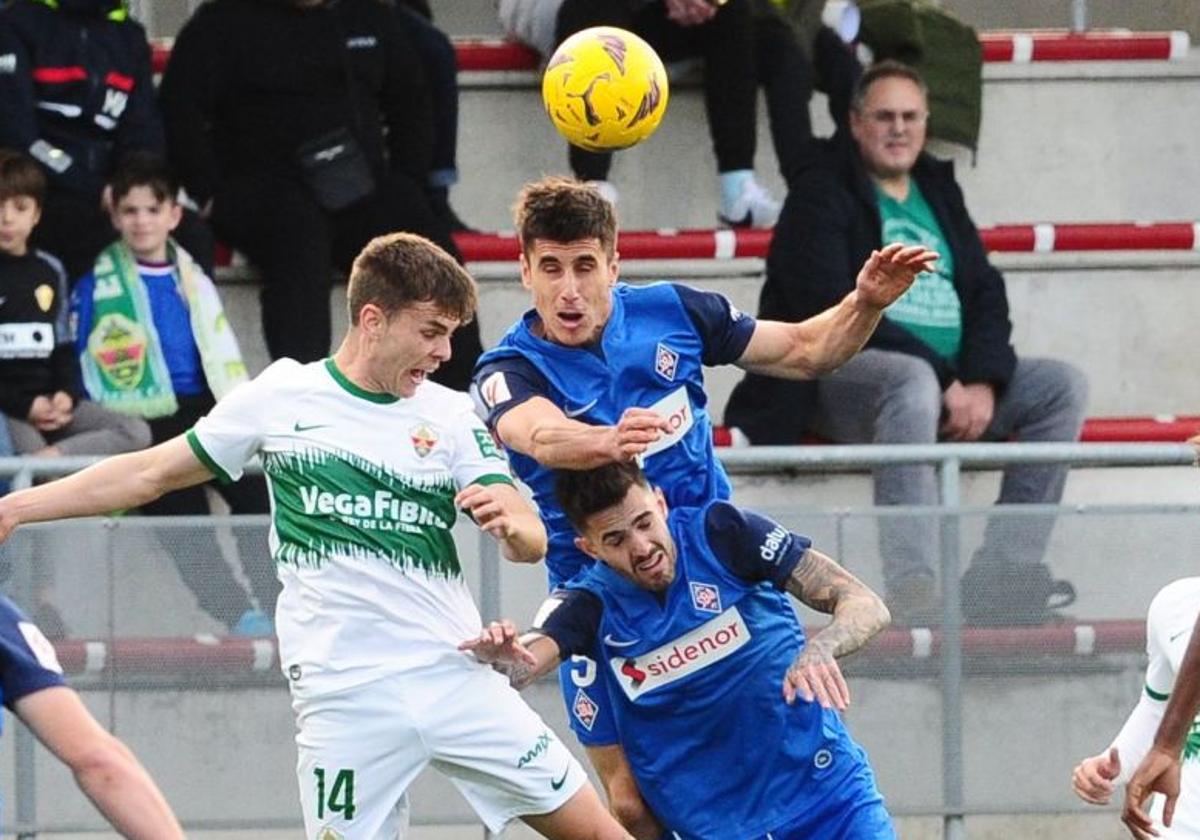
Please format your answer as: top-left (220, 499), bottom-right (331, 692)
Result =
top-left (186, 358), bottom-right (514, 692)
top-left (1111, 577), bottom-right (1200, 838)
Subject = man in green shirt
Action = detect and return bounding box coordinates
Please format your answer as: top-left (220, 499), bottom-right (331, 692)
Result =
top-left (728, 60), bottom-right (1089, 627)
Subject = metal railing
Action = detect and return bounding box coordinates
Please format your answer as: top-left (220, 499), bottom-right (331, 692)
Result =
top-left (0, 441), bottom-right (1194, 838)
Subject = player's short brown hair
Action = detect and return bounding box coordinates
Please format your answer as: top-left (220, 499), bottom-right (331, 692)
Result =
top-left (347, 232), bottom-right (476, 326)
top-left (513, 176), bottom-right (617, 258)
top-left (555, 462), bottom-right (650, 534)
top-left (851, 59), bottom-right (929, 113)
top-left (0, 149), bottom-right (46, 206)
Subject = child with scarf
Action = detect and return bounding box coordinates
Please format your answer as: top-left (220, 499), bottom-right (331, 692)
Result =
top-left (71, 153), bottom-right (277, 637)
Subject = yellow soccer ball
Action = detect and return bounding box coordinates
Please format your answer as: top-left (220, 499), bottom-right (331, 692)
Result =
top-left (542, 26), bottom-right (670, 152)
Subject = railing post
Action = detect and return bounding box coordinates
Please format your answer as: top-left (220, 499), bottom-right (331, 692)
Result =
top-left (1071, 0), bottom-right (1089, 32)
top-left (13, 527), bottom-right (36, 839)
top-left (477, 533), bottom-right (504, 840)
top-left (938, 456), bottom-right (966, 840)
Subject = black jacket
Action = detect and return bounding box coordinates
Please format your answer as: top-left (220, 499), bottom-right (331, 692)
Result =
top-left (726, 135), bottom-right (1017, 444)
top-left (159, 0), bottom-right (435, 207)
top-left (0, 249), bottom-right (79, 419)
top-left (0, 0), bottom-right (163, 196)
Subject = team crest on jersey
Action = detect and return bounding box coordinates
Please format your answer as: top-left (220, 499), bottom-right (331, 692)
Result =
top-left (410, 423), bottom-right (438, 458)
top-left (34, 284), bottom-right (54, 313)
top-left (87, 313), bottom-right (148, 390)
top-left (655, 343), bottom-right (679, 381)
top-left (572, 688), bottom-right (599, 731)
top-left (690, 581), bottom-right (722, 614)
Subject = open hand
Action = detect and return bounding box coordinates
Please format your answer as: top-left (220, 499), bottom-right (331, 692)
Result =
top-left (1123, 746), bottom-right (1180, 839)
top-left (458, 620), bottom-right (538, 667)
top-left (783, 643), bottom-right (850, 709)
top-left (854, 243), bottom-right (939, 311)
top-left (610, 407), bottom-right (671, 461)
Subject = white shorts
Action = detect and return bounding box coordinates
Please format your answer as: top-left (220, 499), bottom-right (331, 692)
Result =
top-left (291, 658), bottom-right (588, 839)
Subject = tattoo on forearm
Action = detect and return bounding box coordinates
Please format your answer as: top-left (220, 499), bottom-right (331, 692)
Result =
top-left (788, 548), bottom-right (889, 659)
top-left (492, 659), bottom-right (538, 691)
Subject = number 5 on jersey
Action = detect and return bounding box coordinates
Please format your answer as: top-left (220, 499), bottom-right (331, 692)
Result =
top-left (314, 767), bottom-right (356, 820)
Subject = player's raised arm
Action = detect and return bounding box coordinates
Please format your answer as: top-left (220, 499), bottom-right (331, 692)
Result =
top-left (0, 436), bottom-right (215, 543)
top-left (495, 400), bottom-right (670, 469)
top-left (736, 243), bottom-right (938, 380)
top-left (455, 482), bottom-right (547, 563)
top-left (782, 547), bottom-right (892, 709)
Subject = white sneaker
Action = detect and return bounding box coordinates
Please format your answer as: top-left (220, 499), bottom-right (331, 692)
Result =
top-left (586, 179), bottom-right (620, 206)
top-left (718, 179), bottom-right (781, 228)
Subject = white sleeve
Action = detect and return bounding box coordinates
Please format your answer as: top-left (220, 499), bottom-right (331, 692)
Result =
top-left (187, 362), bottom-right (292, 482)
top-left (447, 394), bottom-right (514, 490)
top-left (1110, 589), bottom-right (1173, 783)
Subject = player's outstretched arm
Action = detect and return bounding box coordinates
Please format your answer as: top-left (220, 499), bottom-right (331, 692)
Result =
top-left (0, 436), bottom-right (215, 543)
top-left (1124, 611), bottom-right (1200, 837)
top-left (458, 621), bottom-right (562, 690)
top-left (455, 482), bottom-right (548, 563)
top-left (781, 547), bottom-right (891, 708)
top-left (16, 687), bottom-right (185, 840)
top-left (496, 399), bottom-right (670, 468)
top-left (736, 243), bottom-right (938, 380)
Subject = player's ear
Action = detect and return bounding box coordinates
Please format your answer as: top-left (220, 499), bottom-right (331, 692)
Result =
top-left (574, 535), bottom-right (602, 562)
top-left (653, 486), bottom-right (668, 518)
top-left (519, 251), bottom-right (534, 291)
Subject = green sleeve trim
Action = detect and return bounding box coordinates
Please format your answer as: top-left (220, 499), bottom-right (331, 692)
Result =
top-left (471, 474), bottom-right (516, 488)
top-left (1146, 684), bottom-right (1171, 702)
top-left (185, 429), bottom-right (233, 485)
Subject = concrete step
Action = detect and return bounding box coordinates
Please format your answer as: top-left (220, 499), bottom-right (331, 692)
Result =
top-left (450, 52), bottom-right (1200, 232)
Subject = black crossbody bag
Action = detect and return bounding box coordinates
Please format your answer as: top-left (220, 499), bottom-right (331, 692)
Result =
top-left (294, 19), bottom-right (377, 211)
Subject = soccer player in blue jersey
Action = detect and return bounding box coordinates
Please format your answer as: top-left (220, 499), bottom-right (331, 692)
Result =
top-left (471, 176), bottom-right (933, 834)
top-left (0, 592), bottom-right (185, 838)
top-left (462, 461), bottom-right (896, 840)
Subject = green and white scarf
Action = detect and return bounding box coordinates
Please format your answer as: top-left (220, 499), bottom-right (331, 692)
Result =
top-left (81, 240), bottom-right (248, 419)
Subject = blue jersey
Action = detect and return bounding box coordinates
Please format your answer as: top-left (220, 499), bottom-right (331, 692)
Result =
top-left (0, 594), bottom-right (66, 736)
top-left (474, 282), bottom-right (755, 586)
top-left (540, 502), bottom-right (887, 840)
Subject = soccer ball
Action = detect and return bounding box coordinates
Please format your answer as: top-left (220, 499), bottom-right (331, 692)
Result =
top-left (542, 26), bottom-right (670, 152)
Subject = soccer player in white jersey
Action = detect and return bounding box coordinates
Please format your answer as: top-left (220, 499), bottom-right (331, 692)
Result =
top-left (1072, 577), bottom-right (1200, 838)
top-left (0, 233), bottom-right (635, 840)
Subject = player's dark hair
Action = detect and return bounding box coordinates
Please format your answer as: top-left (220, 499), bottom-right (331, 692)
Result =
top-left (851, 59), bottom-right (929, 112)
top-left (513, 176), bottom-right (617, 258)
top-left (348, 232), bottom-right (477, 325)
top-left (555, 462), bottom-right (650, 534)
top-left (109, 152), bottom-right (179, 205)
top-left (0, 148), bottom-right (46, 206)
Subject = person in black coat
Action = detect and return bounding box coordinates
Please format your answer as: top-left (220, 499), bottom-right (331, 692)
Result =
top-left (726, 61), bottom-right (1088, 626)
top-left (0, 0), bottom-right (212, 280)
top-left (158, 0), bottom-right (481, 386)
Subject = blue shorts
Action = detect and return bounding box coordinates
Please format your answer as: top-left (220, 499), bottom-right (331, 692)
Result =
top-left (558, 648), bottom-right (620, 747)
top-left (771, 787), bottom-right (895, 840)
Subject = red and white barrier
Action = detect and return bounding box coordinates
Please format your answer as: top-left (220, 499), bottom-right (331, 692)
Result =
top-left (980, 31), bottom-right (1191, 63)
top-left (150, 31), bottom-right (1191, 76)
top-left (50, 621), bottom-right (1144, 677)
top-left (450, 223), bottom-right (1200, 264)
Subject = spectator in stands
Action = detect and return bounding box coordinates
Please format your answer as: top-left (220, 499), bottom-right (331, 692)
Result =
top-left (159, 0), bottom-right (482, 388)
top-left (554, 0), bottom-right (783, 227)
top-left (0, 591), bottom-right (186, 839)
top-left (0, 0), bottom-right (213, 281)
top-left (71, 154), bottom-right (276, 636)
top-left (394, 0), bottom-right (471, 231)
top-left (725, 61), bottom-right (1089, 627)
top-left (0, 149), bottom-right (151, 637)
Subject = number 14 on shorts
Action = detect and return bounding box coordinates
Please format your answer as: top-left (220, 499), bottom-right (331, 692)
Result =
top-left (314, 767), bottom-right (356, 820)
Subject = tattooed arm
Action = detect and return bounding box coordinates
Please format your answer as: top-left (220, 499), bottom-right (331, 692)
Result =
top-left (781, 547), bottom-right (891, 709)
top-left (458, 621), bottom-right (562, 690)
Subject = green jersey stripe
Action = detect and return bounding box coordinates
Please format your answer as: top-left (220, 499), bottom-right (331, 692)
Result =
top-left (186, 429), bottom-right (234, 484)
top-left (324, 358), bottom-right (399, 404)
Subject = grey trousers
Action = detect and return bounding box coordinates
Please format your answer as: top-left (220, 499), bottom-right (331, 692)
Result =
top-left (7, 400), bottom-right (151, 456)
top-left (810, 350), bottom-right (1089, 589)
